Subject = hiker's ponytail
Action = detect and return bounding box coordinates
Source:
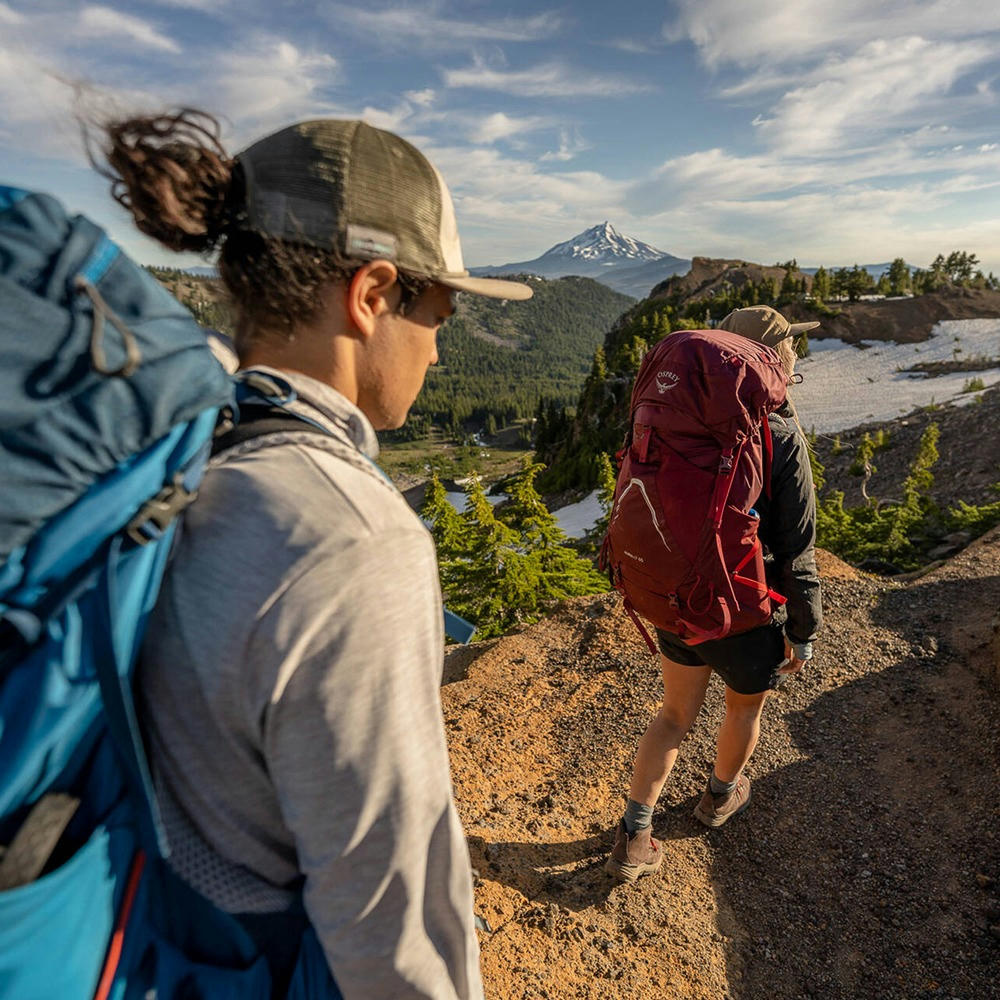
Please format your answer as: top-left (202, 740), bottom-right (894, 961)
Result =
top-left (89, 108), bottom-right (359, 349)
top-left (94, 109), bottom-right (236, 254)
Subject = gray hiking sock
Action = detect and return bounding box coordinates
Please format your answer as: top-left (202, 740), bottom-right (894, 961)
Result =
top-left (623, 799), bottom-right (653, 835)
top-left (710, 773), bottom-right (738, 796)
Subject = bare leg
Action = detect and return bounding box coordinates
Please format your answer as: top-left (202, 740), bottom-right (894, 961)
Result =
top-left (627, 655), bottom-right (712, 807)
top-left (713, 686), bottom-right (770, 782)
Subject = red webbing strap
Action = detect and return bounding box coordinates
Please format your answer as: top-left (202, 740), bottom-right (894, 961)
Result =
top-left (623, 598), bottom-right (657, 655)
top-left (633, 423), bottom-right (652, 463)
top-left (677, 601), bottom-right (730, 645)
top-left (93, 850), bottom-right (146, 1000)
top-left (762, 415), bottom-right (774, 500)
top-left (732, 541), bottom-right (759, 576)
top-left (710, 440), bottom-right (744, 529)
top-left (731, 538), bottom-right (787, 604)
top-left (732, 574), bottom-right (788, 605)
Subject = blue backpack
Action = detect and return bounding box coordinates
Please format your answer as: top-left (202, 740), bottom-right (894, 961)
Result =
top-left (0, 188), bottom-right (342, 999)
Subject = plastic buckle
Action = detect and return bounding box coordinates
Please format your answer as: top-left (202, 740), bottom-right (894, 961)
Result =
top-left (125, 474), bottom-right (198, 546)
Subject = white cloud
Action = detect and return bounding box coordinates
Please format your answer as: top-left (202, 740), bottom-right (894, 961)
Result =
top-left (420, 143), bottom-right (631, 261)
top-left (754, 36), bottom-right (994, 154)
top-left (0, 3), bottom-right (23, 24)
top-left (640, 147), bottom-right (818, 203)
top-left (405, 88), bottom-right (436, 108)
top-left (443, 58), bottom-right (652, 98)
top-left (77, 5), bottom-right (180, 54)
top-left (540, 127), bottom-right (588, 162)
top-left (144, 0), bottom-right (229, 7)
top-left (210, 38), bottom-right (337, 136)
top-left (322, 2), bottom-right (562, 50)
top-left (605, 38), bottom-right (658, 55)
top-left (469, 112), bottom-right (549, 144)
top-left (0, 32), bottom-right (165, 162)
top-left (666, 0), bottom-right (1000, 69)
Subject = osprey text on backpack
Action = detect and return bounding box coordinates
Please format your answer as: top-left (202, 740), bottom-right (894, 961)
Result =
top-left (600, 329), bottom-right (790, 652)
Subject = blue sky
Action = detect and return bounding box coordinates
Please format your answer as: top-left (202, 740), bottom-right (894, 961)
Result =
top-left (2, 0), bottom-right (999, 274)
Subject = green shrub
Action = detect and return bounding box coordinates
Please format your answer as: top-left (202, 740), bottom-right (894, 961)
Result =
top-left (814, 424), bottom-right (1000, 572)
top-left (424, 460), bottom-right (607, 639)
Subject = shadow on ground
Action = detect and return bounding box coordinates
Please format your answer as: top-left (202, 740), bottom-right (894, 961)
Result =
top-left (709, 651), bottom-right (1000, 1000)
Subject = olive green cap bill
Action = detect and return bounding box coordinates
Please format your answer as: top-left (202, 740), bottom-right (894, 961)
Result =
top-left (236, 119), bottom-right (532, 301)
top-left (718, 305), bottom-right (819, 346)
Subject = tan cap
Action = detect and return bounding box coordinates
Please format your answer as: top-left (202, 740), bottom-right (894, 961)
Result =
top-left (236, 120), bottom-right (532, 301)
top-left (718, 305), bottom-right (819, 346)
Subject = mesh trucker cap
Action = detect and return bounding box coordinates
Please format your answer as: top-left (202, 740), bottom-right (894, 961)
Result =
top-left (235, 119), bottom-right (532, 301)
top-left (718, 305), bottom-right (819, 346)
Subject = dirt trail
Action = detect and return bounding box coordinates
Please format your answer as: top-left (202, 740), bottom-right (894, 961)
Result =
top-left (443, 536), bottom-right (1000, 999)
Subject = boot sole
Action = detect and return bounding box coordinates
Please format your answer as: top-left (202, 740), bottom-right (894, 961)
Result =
top-left (604, 853), bottom-right (663, 884)
top-left (693, 792), bottom-right (751, 828)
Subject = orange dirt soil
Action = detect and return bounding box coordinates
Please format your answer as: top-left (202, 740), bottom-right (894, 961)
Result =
top-left (443, 537), bottom-right (1000, 1000)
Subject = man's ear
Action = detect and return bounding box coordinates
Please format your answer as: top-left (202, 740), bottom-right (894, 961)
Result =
top-left (346, 260), bottom-right (398, 338)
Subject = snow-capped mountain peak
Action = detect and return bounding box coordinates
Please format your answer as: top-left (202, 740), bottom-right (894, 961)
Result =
top-left (467, 222), bottom-right (689, 298)
top-left (541, 222), bottom-right (669, 263)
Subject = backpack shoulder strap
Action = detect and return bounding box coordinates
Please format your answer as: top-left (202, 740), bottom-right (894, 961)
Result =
top-left (762, 414), bottom-right (774, 500)
top-left (211, 406), bottom-right (331, 457)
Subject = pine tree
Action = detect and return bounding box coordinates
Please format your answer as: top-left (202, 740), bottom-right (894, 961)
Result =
top-left (450, 475), bottom-right (534, 638)
top-left (421, 472), bottom-right (466, 556)
top-left (811, 266), bottom-right (830, 303)
top-left (497, 459), bottom-right (606, 605)
top-left (592, 451), bottom-right (618, 540)
top-left (887, 258), bottom-right (910, 296)
top-left (502, 458), bottom-right (562, 549)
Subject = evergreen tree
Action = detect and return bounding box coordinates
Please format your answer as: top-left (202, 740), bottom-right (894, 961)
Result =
top-left (929, 254), bottom-right (948, 290)
top-left (945, 250), bottom-right (979, 285)
top-left (883, 425), bottom-right (939, 560)
top-left (502, 459), bottom-right (563, 549)
top-left (838, 264), bottom-right (875, 302)
top-left (431, 464), bottom-right (608, 639)
top-left (421, 472), bottom-right (469, 599)
top-left (811, 266), bottom-right (830, 303)
top-left (780, 262), bottom-right (802, 301)
top-left (580, 347), bottom-right (608, 413)
top-left (886, 257), bottom-right (911, 296)
top-left (592, 451), bottom-right (618, 541)
top-left (450, 476), bottom-right (534, 638)
top-left (497, 460), bottom-right (607, 606)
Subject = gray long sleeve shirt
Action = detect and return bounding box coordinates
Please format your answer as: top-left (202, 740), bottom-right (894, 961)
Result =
top-left (138, 368), bottom-right (483, 1000)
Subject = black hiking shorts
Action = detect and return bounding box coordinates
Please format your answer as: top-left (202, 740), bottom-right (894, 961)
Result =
top-left (655, 620), bottom-right (786, 695)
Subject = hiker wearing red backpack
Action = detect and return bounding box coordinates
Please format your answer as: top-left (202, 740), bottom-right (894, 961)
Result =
top-left (92, 113), bottom-right (531, 996)
top-left (603, 306), bottom-right (822, 884)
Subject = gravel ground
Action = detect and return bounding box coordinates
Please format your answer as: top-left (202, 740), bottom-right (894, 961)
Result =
top-left (442, 537), bottom-right (1000, 999)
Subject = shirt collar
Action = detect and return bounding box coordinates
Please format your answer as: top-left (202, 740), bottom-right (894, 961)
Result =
top-left (242, 366), bottom-right (380, 460)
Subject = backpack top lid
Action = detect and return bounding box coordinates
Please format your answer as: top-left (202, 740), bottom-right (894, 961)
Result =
top-left (0, 188), bottom-right (233, 560)
top-left (630, 328), bottom-right (788, 445)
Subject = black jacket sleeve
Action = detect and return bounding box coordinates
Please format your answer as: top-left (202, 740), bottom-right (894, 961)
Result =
top-left (756, 409), bottom-right (822, 645)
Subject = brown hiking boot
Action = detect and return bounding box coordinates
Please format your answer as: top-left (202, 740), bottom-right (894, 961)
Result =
top-left (693, 774), bottom-right (752, 828)
top-left (604, 820), bottom-right (663, 884)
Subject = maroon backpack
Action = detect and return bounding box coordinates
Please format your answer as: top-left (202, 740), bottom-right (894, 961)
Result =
top-left (600, 329), bottom-right (789, 652)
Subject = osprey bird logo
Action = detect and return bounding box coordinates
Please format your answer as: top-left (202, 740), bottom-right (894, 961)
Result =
top-left (655, 369), bottom-right (679, 394)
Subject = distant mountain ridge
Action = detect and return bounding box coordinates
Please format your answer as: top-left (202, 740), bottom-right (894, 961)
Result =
top-left (471, 222), bottom-right (690, 299)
